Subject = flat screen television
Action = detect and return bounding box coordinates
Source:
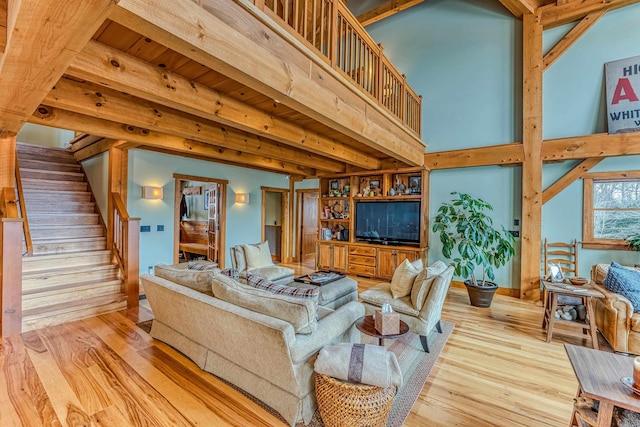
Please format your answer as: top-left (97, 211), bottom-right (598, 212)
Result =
top-left (355, 200), bottom-right (421, 246)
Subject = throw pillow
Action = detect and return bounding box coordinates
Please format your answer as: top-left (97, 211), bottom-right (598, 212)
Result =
top-left (410, 260), bottom-right (448, 310)
top-left (390, 258), bottom-right (420, 299)
top-left (245, 273), bottom-right (319, 301)
top-left (154, 263), bottom-right (216, 294)
top-left (602, 261), bottom-right (640, 312)
top-left (243, 241), bottom-right (273, 270)
top-left (210, 271), bottom-right (317, 334)
top-left (219, 268), bottom-right (240, 280)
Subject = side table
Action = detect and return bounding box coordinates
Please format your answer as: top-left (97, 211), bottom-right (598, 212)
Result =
top-left (541, 280), bottom-right (604, 349)
top-left (355, 315), bottom-right (409, 346)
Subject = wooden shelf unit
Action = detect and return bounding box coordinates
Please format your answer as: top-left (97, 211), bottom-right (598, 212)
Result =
top-left (316, 167), bottom-right (428, 279)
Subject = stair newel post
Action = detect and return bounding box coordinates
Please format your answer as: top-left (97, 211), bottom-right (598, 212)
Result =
top-left (1, 217), bottom-right (23, 336)
top-left (125, 216), bottom-right (140, 308)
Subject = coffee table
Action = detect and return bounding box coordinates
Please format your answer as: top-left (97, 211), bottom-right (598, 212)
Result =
top-left (565, 344), bottom-right (640, 426)
top-left (356, 315), bottom-right (409, 346)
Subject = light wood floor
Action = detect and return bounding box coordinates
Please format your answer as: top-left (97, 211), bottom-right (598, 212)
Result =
top-left (1, 262), bottom-right (591, 426)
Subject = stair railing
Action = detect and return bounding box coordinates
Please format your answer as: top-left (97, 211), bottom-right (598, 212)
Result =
top-left (196, 0), bottom-right (422, 137)
top-left (111, 192), bottom-right (140, 308)
top-left (0, 187), bottom-right (23, 336)
top-left (14, 154), bottom-right (33, 255)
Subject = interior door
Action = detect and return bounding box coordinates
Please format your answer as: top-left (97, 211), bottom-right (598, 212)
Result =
top-left (207, 185), bottom-right (218, 264)
top-left (300, 191), bottom-right (318, 261)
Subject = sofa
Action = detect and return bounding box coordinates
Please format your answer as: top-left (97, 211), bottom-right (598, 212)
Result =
top-left (591, 263), bottom-right (640, 354)
top-left (141, 268), bottom-right (364, 426)
top-left (229, 241), bottom-right (294, 285)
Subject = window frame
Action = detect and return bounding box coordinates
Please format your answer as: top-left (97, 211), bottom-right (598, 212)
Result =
top-left (582, 170), bottom-right (640, 250)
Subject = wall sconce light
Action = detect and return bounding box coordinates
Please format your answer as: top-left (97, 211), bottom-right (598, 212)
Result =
top-left (235, 193), bottom-right (249, 204)
top-left (142, 186), bottom-right (163, 200)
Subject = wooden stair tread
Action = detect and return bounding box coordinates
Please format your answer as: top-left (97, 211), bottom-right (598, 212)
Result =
top-left (21, 168), bottom-right (84, 178)
top-left (22, 250), bottom-right (112, 271)
top-left (22, 262), bottom-right (118, 278)
top-left (22, 250), bottom-right (111, 262)
top-left (18, 158), bottom-right (81, 171)
top-left (22, 293), bottom-right (127, 318)
top-left (22, 277), bottom-right (122, 296)
top-left (29, 235), bottom-right (106, 242)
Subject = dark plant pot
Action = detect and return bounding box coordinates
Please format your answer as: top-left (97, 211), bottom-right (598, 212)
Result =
top-left (464, 280), bottom-right (498, 307)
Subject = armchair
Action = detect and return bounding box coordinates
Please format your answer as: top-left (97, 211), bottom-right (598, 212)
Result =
top-left (359, 261), bottom-right (454, 352)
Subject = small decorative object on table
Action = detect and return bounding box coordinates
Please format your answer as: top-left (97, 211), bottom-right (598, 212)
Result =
top-left (375, 303), bottom-right (399, 335)
top-left (569, 277), bottom-right (588, 286)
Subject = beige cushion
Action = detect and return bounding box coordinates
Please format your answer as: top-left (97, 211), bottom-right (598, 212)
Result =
top-left (210, 271), bottom-right (317, 334)
top-left (390, 258), bottom-right (420, 298)
top-left (251, 265), bottom-right (294, 282)
top-left (360, 282), bottom-right (419, 317)
top-left (244, 241), bottom-right (274, 270)
top-left (411, 260), bottom-right (448, 310)
top-left (230, 246), bottom-right (247, 272)
top-left (154, 263), bottom-right (215, 294)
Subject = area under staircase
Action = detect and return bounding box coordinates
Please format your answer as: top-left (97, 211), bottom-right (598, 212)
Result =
top-left (17, 142), bottom-right (127, 332)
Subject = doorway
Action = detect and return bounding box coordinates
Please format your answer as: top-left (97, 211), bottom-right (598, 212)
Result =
top-left (173, 173), bottom-right (228, 267)
top-left (296, 190), bottom-right (318, 262)
top-left (261, 187), bottom-right (290, 263)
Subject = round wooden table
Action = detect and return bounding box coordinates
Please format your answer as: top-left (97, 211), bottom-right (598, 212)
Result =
top-left (355, 315), bottom-right (409, 346)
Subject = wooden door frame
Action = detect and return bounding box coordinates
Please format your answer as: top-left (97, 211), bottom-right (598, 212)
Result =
top-left (173, 173), bottom-right (228, 267)
top-left (261, 186), bottom-right (290, 263)
top-left (295, 188), bottom-right (318, 263)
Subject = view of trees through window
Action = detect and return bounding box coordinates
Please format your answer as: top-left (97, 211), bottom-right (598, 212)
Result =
top-left (593, 180), bottom-right (640, 239)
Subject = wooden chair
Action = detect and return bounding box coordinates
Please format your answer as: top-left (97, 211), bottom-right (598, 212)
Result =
top-left (544, 239), bottom-right (579, 277)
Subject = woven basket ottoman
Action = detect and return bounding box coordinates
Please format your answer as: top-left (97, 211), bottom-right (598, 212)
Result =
top-left (315, 372), bottom-right (395, 427)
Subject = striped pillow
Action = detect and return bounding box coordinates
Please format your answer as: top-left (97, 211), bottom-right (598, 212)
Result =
top-left (246, 273), bottom-right (319, 299)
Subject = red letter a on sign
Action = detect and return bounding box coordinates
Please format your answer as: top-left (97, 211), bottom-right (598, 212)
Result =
top-left (612, 78), bottom-right (639, 104)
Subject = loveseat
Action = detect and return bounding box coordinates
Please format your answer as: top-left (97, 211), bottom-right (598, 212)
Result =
top-left (591, 263), bottom-right (640, 354)
top-left (141, 268), bottom-right (364, 426)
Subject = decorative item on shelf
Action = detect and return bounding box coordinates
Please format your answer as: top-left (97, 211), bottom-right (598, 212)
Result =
top-left (396, 182), bottom-right (406, 194)
top-left (375, 303), bottom-right (399, 335)
top-left (409, 176), bottom-right (421, 194)
top-left (389, 188), bottom-right (396, 196)
top-left (361, 186), bottom-right (370, 197)
top-left (344, 184), bottom-right (350, 196)
top-left (323, 206), bottom-right (331, 218)
top-left (330, 180), bottom-right (339, 191)
top-left (331, 224), bottom-right (345, 240)
top-left (322, 227), bottom-right (332, 240)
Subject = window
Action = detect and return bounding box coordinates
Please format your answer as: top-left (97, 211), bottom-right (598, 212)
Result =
top-left (583, 171), bottom-right (640, 249)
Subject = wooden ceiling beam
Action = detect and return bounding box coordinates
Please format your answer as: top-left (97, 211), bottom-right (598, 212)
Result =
top-left (423, 143), bottom-right (524, 169)
top-left (356, 0), bottom-right (426, 27)
top-left (496, 0), bottom-right (536, 19)
top-left (46, 78), bottom-right (345, 173)
top-left (109, 0), bottom-right (425, 165)
top-left (540, 0), bottom-right (640, 28)
top-left (0, 0), bottom-right (115, 136)
top-left (542, 132), bottom-right (640, 160)
top-left (68, 40), bottom-right (378, 171)
top-left (543, 11), bottom-right (605, 70)
top-left (542, 157), bottom-right (602, 204)
top-left (29, 105), bottom-right (316, 177)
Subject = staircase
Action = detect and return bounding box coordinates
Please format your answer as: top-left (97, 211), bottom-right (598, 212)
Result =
top-left (17, 142), bottom-right (127, 332)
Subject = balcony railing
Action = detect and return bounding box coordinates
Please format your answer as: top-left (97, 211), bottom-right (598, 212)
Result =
top-left (198, 0), bottom-right (422, 137)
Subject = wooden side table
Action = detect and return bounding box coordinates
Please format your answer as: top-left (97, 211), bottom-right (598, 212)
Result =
top-left (565, 344), bottom-right (640, 427)
top-left (541, 280), bottom-right (604, 349)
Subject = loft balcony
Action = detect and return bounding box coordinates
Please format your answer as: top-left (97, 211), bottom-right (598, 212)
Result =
top-left (21, 0), bottom-right (425, 175)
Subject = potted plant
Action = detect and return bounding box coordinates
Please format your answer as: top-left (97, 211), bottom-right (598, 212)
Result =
top-left (432, 192), bottom-right (516, 307)
top-left (627, 233), bottom-right (640, 252)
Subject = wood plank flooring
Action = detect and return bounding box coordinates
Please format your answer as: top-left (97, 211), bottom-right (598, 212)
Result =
top-left (0, 262), bottom-right (593, 426)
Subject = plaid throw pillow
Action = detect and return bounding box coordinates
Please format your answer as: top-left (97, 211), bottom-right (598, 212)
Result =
top-left (245, 273), bottom-right (319, 299)
top-left (219, 268), bottom-right (240, 280)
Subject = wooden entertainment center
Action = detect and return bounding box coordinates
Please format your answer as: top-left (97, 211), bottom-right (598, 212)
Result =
top-left (316, 167), bottom-right (428, 280)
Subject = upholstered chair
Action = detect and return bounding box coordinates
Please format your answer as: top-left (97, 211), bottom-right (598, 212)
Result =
top-left (359, 260), bottom-right (454, 352)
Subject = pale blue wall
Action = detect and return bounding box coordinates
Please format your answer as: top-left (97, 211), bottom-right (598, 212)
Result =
top-left (356, 0), bottom-right (640, 286)
top-left (127, 150), bottom-right (289, 272)
top-left (17, 123), bottom-right (74, 148)
top-left (81, 152), bottom-right (109, 224)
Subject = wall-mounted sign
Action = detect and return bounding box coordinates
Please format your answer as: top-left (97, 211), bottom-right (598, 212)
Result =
top-left (605, 55), bottom-right (640, 134)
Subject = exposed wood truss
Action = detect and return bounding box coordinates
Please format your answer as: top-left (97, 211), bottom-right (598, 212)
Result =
top-left (496, 0), bottom-right (537, 19)
top-left (540, 0), bottom-right (640, 28)
top-left (109, 0), bottom-right (425, 166)
top-left (356, 0), bottom-right (426, 27)
top-left (542, 158), bottom-right (602, 204)
top-left (543, 11), bottom-right (606, 70)
top-left (424, 143), bottom-right (524, 169)
top-left (543, 132), bottom-right (640, 160)
top-left (0, 0), bottom-right (115, 136)
top-left (30, 106), bottom-right (316, 177)
top-left (65, 41), bottom-right (375, 171)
